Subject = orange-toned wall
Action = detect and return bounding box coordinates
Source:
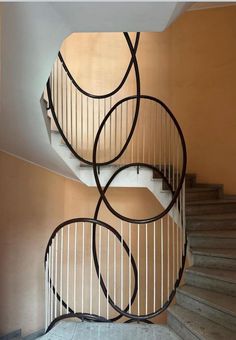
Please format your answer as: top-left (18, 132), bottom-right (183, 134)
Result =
top-left (140, 6), bottom-right (236, 194)
top-left (137, 6), bottom-right (236, 194)
top-left (0, 151), bottom-right (66, 336)
top-left (166, 6), bottom-right (236, 194)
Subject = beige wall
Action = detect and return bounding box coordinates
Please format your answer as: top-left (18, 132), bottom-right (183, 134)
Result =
top-left (0, 151), bottom-right (66, 336)
top-left (137, 6), bottom-right (236, 194)
top-left (142, 6), bottom-right (236, 194)
top-left (166, 6), bottom-right (236, 194)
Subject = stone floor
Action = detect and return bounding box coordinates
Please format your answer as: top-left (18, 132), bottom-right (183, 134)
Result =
top-left (39, 320), bottom-right (181, 340)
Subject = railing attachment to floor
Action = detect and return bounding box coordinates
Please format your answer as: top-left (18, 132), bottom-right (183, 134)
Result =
top-left (44, 32), bottom-right (187, 331)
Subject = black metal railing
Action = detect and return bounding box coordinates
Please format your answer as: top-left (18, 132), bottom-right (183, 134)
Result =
top-left (43, 32), bottom-right (187, 332)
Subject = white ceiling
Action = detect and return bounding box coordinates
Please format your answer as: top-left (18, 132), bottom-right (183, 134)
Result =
top-left (0, 2), bottom-right (190, 179)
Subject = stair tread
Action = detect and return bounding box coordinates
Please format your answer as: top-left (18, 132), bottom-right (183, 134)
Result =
top-left (191, 248), bottom-right (236, 259)
top-left (178, 284), bottom-right (236, 316)
top-left (186, 186), bottom-right (220, 192)
top-left (185, 266), bottom-right (236, 283)
top-left (187, 213), bottom-right (236, 221)
top-left (188, 230), bottom-right (236, 238)
top-left (187, 199), bottom-right (236, 206)
top-left (168, 305), bottom-right (235, 339)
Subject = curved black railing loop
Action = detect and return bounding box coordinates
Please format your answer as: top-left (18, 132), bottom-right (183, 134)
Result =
top-left (45, 217), bottom-right (138, 327)
top-left (47, 32), bottom-right (141, 166)
top-left (46, 313), bottom-right (110, 333)
top-left (58, 32), bottom-right (140, 99)
top-left (45, 30), bottom-right (188, 329)
top-left (92, 95), bottom-right (187, 224)
top-left (94, 162), bottom-right (174, 224)
top-left (90, 164), bottom-right (172, 321)
top-left (91, 221), bottom-right (138, 322)
top-left (45, 218), bottom-right (187, 325)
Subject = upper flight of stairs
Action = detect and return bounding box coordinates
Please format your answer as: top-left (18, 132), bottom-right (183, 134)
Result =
top-left (167, 175), bottom-right (236, 340)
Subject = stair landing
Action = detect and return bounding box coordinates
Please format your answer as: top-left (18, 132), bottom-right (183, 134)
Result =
top-left (39, 321), bottom-right (181, 340)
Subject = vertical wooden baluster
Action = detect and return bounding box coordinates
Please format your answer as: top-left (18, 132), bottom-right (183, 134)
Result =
top-left (51, 240), bottom-right (54, 321)
top-left (128, 223), bottom-right (132, 313)
top-left (159, 106), bottom-right (162, 172)
top-left (75, 89), bottom-right (78, 152)
top-left (120, 220), bottom-right (124, 310)
top-left (61, 62), bottom-right (64, 133)
top-left (145, 223), bottom-right (148, 315)
top-left (167, 215), bottom-right (170, 299)
top-left (74, 223), bottom-right (77, 313)
top-left (153, 221), bottom-right (156, 312)
top-left (81, 94), bottom-right (83, 158)
top-left (45, 254), bottom-right (49, 330)
top-left (110, 97), bottom-right (112, 161)
top-left (143, 101), bottom-right (145, 163)
top-left (92, 99), bottom-right (95, 159)
top-left (137, 223), bottom-right (140, 316)
top-left (98, 224), bottom-right (102, 316)
top-left (106, 229), bottom-right (110, 319)
top-left (65, 74), bottom-right (68, 139)
top-left (70, 80), bottom-right (73, 145)
top-left (104, 98), bottom-right (106, 163)
top-left (113, 234), bottom-right (116, 305)
top-left (120, 103), bottom-right (123, 165)
top-left (90, 223), bottom-right (93, 314)
top-left (82, 222), bottom-right (85, 313)
top-left (87, 97), bottom-right (89, 161)
top-left (131, 99), bottom-right (134, 163)
top-left (48, 246), bottom-right (52, 324)
top-left (161, 218), bottom-right (164, 307)
top-left (60, 229), bottom-right (63, 316)
top-left (54, 234), bottom-right (58, 319)
top-left (98, 100), bottom-right (101, 163)
top-left (66, 225), bottom-right (70, 314)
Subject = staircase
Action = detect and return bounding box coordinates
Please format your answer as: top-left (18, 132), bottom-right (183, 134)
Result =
top-left (167, 175), bottom-right (236, 339)
top-left (40, 31), bottom-right (236, 338)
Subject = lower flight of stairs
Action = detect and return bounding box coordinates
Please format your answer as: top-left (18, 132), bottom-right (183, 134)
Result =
top-left (167, 174), bottom-right (236, 340)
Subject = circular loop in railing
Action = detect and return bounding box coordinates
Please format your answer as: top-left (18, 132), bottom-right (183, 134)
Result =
top-left (47, 32), bottom-right (141, 166)
top-left (45, 217), bottom-right (138, 324)
top-left (58, 33), bottom-right (140, 99)
top-left (92, 95), bottom-right (187, 224)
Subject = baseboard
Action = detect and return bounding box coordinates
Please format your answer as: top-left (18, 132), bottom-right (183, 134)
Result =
top-left (0, 328), bottom-right (45, 340)
top-left (0, 329), bottom-right (21, 340)
top-left (23, 329), bottom-right (45, 340)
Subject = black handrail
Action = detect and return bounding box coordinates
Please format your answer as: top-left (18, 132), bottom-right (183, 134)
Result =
top-left (45, 217), bottom-right (138, 326)
top-left (58, 33), bottom-right (140, 99)
top-left (45, 219), bottom-right (187, 328)
top-left (44, 31), bottom-right (187, 332)
top-left (47, 33), bottom-right (140, 166)
top-left (92, 95), bottom-right (187, 224)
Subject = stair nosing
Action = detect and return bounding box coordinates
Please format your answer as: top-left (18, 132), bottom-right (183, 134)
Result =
top-left (191, 248), bottom-right (236, 259)
top-left (185, 266), bottom-right (236, 284)
top-left (188, 230), bottom-right (236, 238)
top-left (168, 304), bottom-right (234, 339)
top-left (187, 199), bottom-right (236, 206)
top-left (186, 186), bottom-right (221, 193)
top-left (177, 285), bottom-right (236, 318)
